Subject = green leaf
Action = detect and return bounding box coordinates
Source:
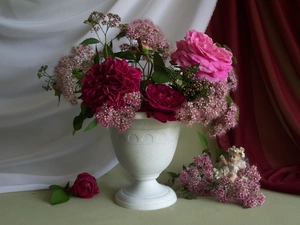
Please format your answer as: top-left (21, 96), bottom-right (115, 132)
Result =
top-left (84, 118), bottom-right (98, 132)
top-left (197, 132), bottom-right (208, 148)
top-left (135, 53), bottom-right (141, 63)
top-left (189, 162), bottom-right (196, 167)
top-left (81, 103), bottom-right (87, 114)
top-left (73, 113), bottom-right (85, 132)
top-left (49, 185), bottom-right (63, 190)
top-left (151, 71), bottom-right (171, 83)
top-left (215, 148), bottom-right (228, 160)
top-left (114, 30), bottom-right (126, 40)
top-left (171, 178), bottom-right (175, 185)
top-left (114, 51), bottom-right (135, 61)
top-left (226, 94), bottom-right (233, 104)
top-left (140, 80), bottom-right (151, 93)
top-left (51, 189), bottom-right (70, 205)
top-left (73, 105), bottom-right (94, 134)
top-left (54, 88), bottom-right (61, 105)
top-left (151, 52), bottom-right (171, 83)
top-left (103, 44), bottom-right (114, 59)
top-left (166, 172), bottom-right (179, 179)
top-left (205, 186), bottom-right (214, 191)
top-left (80, 38), bottom-right (100, 45)
top-left (202, 148), bottom-right (212, 157)
top-left (153, 52), bottom-right (165, 70)
top-left (94, 46), bottom-right (100, 64)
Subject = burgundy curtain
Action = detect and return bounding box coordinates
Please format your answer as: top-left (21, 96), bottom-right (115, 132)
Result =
top-left (206, 0), bottom-right (300, 194)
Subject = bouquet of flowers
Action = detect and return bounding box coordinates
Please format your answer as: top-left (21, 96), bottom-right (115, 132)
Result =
top-left (37, 11), bottom-right (238, 136)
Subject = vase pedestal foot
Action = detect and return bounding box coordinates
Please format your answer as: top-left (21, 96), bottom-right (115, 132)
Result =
top-left (115, 180), bottom-right (177, 210)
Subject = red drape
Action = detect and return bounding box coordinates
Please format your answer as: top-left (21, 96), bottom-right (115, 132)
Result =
top-left (206, 0), bottom-right (300, 194)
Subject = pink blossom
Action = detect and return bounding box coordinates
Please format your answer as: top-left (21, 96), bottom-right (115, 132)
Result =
top-left (126, 19), bottom-right (173, 59)
top-left (54, 45), bottom-right (94, 105)
top-left (95, 92), bottom-right (142, 132)
top-left (81, 57), bottom-right (142, 112)
top-left (170, 30), bottom-right (233, 82)
top-left (143, 84), bottom-right (186, 123)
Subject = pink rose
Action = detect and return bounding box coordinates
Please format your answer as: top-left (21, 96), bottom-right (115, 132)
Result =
top-left (68, 172), bottom-right (100, 198)
top-left (170, 30), bottom-right (233, 82)
top-left (81, 57), bottom-right (142, 112)
top-left (142, 84), bottom-right (186, 122)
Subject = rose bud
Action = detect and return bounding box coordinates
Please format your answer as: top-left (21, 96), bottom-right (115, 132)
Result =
top-left (138, 41), bottom-right (152, 58)
top-left (68, 172), bottom-right (100, 198)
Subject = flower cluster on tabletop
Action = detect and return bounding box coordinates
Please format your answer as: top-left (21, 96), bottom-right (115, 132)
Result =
top-left (37, 11), bottom-right (239, 137)
top-left (166, 132), bottom-right (266, 208)
top-left (49, 172), bottom-right (100, 205)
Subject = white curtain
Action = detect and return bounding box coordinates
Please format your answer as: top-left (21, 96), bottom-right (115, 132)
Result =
top-left (0, 0), bottom-right (217, 193)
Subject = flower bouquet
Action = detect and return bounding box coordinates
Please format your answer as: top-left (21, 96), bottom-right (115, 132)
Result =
top-left (37, 11), bottom-right (238, 136)
top-left (37, 11), bottom-right (239, 210)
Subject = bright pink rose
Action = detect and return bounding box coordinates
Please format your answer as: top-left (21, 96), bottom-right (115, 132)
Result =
top-left (81, 57), bottom-right (142, 112)
top-left (143, 84), bottom-right (186, 122)
top-left (170, 30), bottom-right (233, 82)
top-left (68, 172), bottom-right (100, 198)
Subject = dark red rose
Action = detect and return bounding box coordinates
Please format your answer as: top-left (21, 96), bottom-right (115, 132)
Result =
top-left (81, 57), bottom-right (142, 112)
top-left (143, 84), bottom-right (186, 122)
top-left (68, 172), bottom-right (100, 198)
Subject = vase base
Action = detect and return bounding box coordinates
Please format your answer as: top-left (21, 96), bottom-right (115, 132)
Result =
top-left (115, 182), bottom-right (177, 210)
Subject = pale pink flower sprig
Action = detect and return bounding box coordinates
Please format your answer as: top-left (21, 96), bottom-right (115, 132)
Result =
top-left (211, 166), bottom-right (266, 208)
top-left (95, 92), bottom-right (143, 132)
top-left (125, 19), bottom-right (173, 60)
top-left (175, 76), bottom-right (238, 137)
top-left (54, 45), bottom-right (95, 105)
top-left (179, 154), bottom-right (214, 196)
top-left (169, 153), bottom-right (266, 208)
top-left (84, 11), bottom-right (121, 33)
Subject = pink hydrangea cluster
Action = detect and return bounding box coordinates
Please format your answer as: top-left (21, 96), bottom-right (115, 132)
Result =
top-left (175, 154), bottom-right (265, 208)
top-left (54, 45), bottom-right (95, 105)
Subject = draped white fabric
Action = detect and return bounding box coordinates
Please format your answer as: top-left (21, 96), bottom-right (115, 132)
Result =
top-left (0, 0), bottom-right (217, 193)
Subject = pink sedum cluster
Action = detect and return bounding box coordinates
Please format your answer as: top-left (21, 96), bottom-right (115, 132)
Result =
top-left (177, 153), bottom-right (266, 208)
top-left (170, 30), bottom-right (233, 82)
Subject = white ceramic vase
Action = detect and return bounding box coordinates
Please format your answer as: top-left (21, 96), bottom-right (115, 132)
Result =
top-left (109, 112), bottom-right (180, 210)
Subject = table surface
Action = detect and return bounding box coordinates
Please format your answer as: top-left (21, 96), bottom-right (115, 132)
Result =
top-left (1, 162), bottom-right (299, 225)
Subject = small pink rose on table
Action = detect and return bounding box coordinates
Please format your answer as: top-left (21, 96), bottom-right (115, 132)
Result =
top-left (142, 84), bottom-right (186, 123)
top-left (68, 172), bottom-right (100, 198)
top-left (170, 30), bottom-right (233, 82)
